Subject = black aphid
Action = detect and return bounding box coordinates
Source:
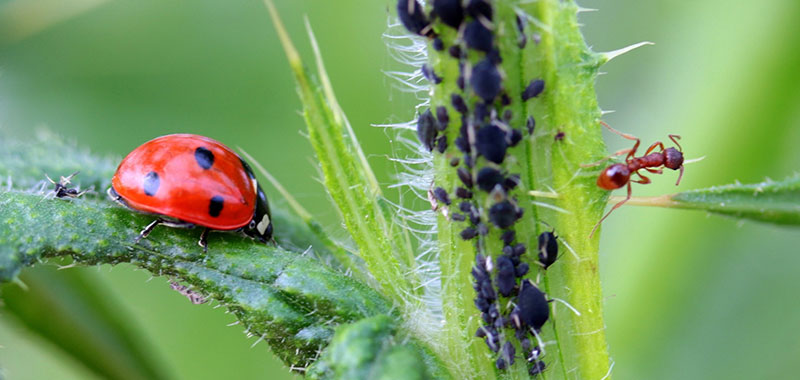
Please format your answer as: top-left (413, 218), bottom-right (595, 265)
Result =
top-left (476, 124), bottom-right (508, 164)
top-left (451, 212), bottom-right (466, 222)
top-left (526, 115), bottom-right (536, 135)
top-left (508, 128), bottom-right (523, 147)
top-left (488, 200), bottom-right (517, 228)
top-left (433, 0), bottom-right (464, 28)
top-left (432, 37), bottom-right (444, 51)
top-left (496, 358), bottom-right (507, 370)
top-left (474, 102), bottom-right (489, 123)
top-left (449, 45), bottom-right (462, 59)
top-left (502, 109), bottom-right (513, 122)
top-left (461, 227), bottom-right (478, 240)
top-left (500, 92), bottom-right (511, 106)
top-left (417, 109), bottom-right (437, 151)
top-left (504, 174), bottom-right (521, 190)
top-left (476, 167), bottom-right (504, 192)
top-left (422, 64), bottom-right (443, 84)
top-left (450, 157), bottom-right (460, 167)
top-left (537, 231), bottom-right (558, 269)
top-left (397, 0), bottom-right (431, 36)
top-left (456, 75), bottom-right (465, 90)
top-left (502, 341), bottom-right (516, 366)
top-left (455, 187), bottom-right (473, 199)
top-left (466, 0), bottom-right (493, 20)
top-left (477, 222), bottom-right (488, 235)
top-left (457, 167), bottom-right (473, 188)
top-left (515, 262), bottom-right (529, 277)
top-left (516, 14), bottom-right (527, 49)
top-left (433, 187), bottom-right (452, 206)
top-left (436, 135), bottom-right (448, 153)
top-left (501, 230), bottom-right (516, 246)
top-left (522, 79), bottom-right (545, 101)
top-left (529, 360), bottom-right (547, 376)
top-left (555, 130), bottom-right (565, 141)
top-left (471, 59), bottom-right (502, 102)
top-left (517, 280), bottom-right (549, 330)
top-left (464, 20), bottom-right (494, 53)
top-left (495, 255), bottom-right (516, 297)
top-left (451, 93), bottom-right (468, 113)
top-left (436, 106), bottom-right (450, 131)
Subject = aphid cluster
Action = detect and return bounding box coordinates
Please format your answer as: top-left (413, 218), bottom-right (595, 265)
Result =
top-left (399, 0), bottom-right (556, 375)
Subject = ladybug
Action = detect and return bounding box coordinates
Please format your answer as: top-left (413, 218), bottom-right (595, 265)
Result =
top-left (108, 134), bottom-right (273, 251)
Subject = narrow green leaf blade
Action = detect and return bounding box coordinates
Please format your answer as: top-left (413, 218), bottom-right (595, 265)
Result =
top-left (670, 176), bottom-right (800, 225)
top-left (2, 267), bottom-right (171, 380)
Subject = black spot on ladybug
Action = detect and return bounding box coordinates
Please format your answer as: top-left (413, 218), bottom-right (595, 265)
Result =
top-left (526, 116), bottom-right (536, 135)
top-left (143, 171), bottom-right (160, 197)
top-left (517, 279), bottom-right (549, 330)
top-left (489, 200), bottom-right (518, 228)
top-left (476, 167), bottom-right (504, 192)
top-left (476, 124), bottom-right (508, 164)
top-left (433, 0), bottom-right (464, 29)
top-left (209, 195), bottom-right (225, 217)
top-left (397, 0), bottom-right (430, 36)
top-left (464, 21), bottom-right (494, 52)
top-left (522, 79), bottom-right (545, 101)
top-left (471, 59), bottom-right (502, 103)
top-left (194, 147), bottom-right (215, 170)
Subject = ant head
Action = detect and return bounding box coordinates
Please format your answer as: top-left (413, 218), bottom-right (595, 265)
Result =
top-left (597, 163), bottom-right (630, 190)
top-left (664, 147), bottom-right (684, 170)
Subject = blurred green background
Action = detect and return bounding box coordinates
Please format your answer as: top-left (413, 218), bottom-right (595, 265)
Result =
top-left (1, 0), bottom-right (799, 379)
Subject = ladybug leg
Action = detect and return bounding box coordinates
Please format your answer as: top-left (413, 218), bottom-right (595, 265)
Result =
top-left (198, 228), bottom-right (210, 253)
top-left (136, 218), bottom-right (164, 243)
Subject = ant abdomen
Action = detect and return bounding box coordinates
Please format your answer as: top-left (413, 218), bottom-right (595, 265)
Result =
top-left (597, 163), bottom-right (630, 190)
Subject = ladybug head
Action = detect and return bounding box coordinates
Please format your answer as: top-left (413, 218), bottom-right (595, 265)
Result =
top-left (244, 184), bottom-right (273, 244)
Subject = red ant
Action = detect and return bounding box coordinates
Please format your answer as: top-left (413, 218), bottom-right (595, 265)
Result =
top-left (589, 122), bottom-right (685, 237)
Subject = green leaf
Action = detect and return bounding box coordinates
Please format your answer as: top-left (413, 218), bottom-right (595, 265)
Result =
top-left (1, 267), bottom-right (171, 380)
top-left (625, 176), bottom-right (800, 225)
top-left (306, 315), bottom-right (449, 380)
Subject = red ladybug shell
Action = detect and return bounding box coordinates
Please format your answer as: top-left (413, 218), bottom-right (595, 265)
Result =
top-left (111, 134), bottom-right (256, 230)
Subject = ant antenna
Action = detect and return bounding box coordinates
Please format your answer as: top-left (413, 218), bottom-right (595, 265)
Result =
top-left (668, 134), bottom-right (682, 151)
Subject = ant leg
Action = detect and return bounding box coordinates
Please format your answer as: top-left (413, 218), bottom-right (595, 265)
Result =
top-left (669, 134), bottom-right (682, 151)
top-left (198, 228), bottom-right (210, 252)
top-left (589, 182), bottom-right (633, 238)
top-left (675, 165), bottom-right (685, 186)
top-left (632, 172), bottom-right (651, 185)
top-left (645, 167), bottom-right (663, 174)
top-left (644, 141), bottom-right (665, 155)
top-left (580, 148), bottom-right (634, 168)
top-left (136, 218), bottom-right (163, 243)
top-left (600, 121), bottom-right (640, 159)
